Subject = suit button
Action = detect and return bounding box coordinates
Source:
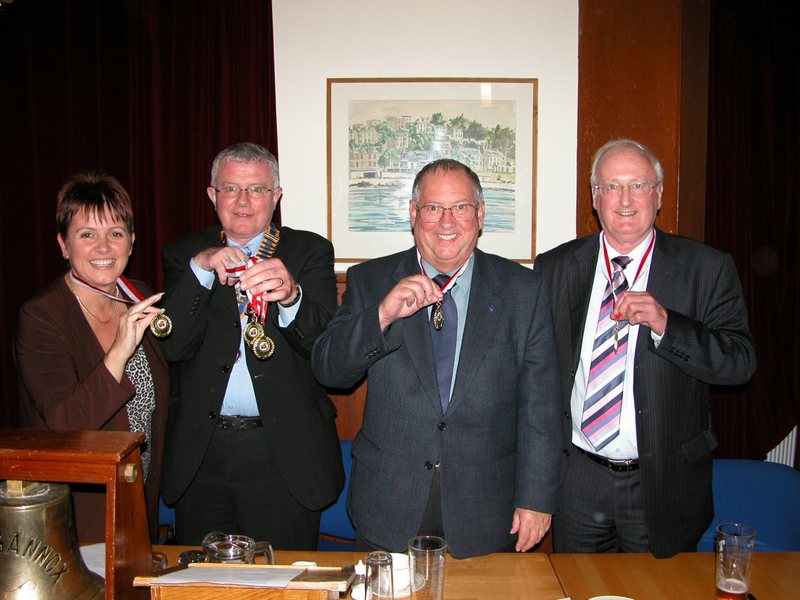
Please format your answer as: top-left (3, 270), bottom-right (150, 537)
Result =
top-left (562, 448), bottom-right (570, 456)
top-left (208, 411), bottom-right (217, 419)
top-left (234, 320), bottom-right (240, 328)
top-left (564, 411), bottom-right (571, 420)
top-left (221, 365), bottom-right (230, 373)
top-left (438, 421), bottom-right (447, 431)
top-left (424, 461), bottom-right (433, 470)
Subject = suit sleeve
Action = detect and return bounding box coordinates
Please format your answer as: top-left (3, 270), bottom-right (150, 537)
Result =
top-left (514, 275), bottom-right (562, 513)
top-left (275, 236), bottom-right (338, 358)
top-left (160, 242), bottom-right (216, 363)
top-left (312, 267), bottom-right (403, 388)
top-left (651, 253), bottom-right (755, 385)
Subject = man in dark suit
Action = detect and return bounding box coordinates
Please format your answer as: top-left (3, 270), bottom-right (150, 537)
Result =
top-left (534, 139), bottom-right (755, 557)
top-left (312, 159), bottom-right (561, 558)
top-left (160, 143), bottom-right (343, 548)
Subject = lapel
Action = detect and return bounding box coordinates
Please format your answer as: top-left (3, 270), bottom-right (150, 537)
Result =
top-left (208, 227), bottom-right (242, 321)
top-left (636, 229), bottom-right (681, 356)
top-left (448, 250), bottom-right (502, 412)
top-left (392, 250), bottom-right (442, 413)
top-left (566, 235), bottom-right (600, 370)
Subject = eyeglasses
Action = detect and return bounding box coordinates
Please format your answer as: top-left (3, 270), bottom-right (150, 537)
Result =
top-left (416, 203), bottom-right (478, 223)
top-left (214, 185), bottom-right (273, 200)
top-left (594, 182), bottom-right (658, 199)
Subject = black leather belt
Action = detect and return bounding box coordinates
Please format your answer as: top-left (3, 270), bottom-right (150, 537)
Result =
top-left (217, 415), bottom-right (263, 430)
top-left (573, 444), bottom-right (639, 472)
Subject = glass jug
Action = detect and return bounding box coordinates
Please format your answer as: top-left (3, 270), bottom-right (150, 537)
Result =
top-left (201, 530), bottom-right (275, 564)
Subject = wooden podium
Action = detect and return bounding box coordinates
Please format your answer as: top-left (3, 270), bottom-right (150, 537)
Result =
top-left (0, 428), bottom-right (153, 600)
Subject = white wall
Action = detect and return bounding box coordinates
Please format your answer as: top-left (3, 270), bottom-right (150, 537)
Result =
top-left (273, 0), bottom-right (578, 267)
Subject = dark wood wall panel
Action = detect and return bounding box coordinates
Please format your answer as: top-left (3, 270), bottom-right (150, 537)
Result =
top-left (577, 0), bottom-right (709, 240)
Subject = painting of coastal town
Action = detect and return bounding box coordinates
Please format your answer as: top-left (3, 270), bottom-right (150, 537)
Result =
top-left (328, 79), bottom-right (536, 263)
top-left (347, 100), bottom-right (516, 233)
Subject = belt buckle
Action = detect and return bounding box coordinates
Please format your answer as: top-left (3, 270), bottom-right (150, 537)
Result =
top-left (607, 457), bottom-right (638, 471)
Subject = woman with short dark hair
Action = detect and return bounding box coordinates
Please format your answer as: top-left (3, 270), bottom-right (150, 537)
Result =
top-left (15, 171), bottom-right (169, 543)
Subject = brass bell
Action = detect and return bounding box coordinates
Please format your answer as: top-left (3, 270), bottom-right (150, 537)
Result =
top-left (0, 479), bottom-right (105, 599)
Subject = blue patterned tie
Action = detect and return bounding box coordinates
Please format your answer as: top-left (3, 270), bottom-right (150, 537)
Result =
top-left (430, 274), bottom-right (457, 413)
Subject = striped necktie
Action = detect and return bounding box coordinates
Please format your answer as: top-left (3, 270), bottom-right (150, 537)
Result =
top-left (581, 255), bottom-right (633, 451)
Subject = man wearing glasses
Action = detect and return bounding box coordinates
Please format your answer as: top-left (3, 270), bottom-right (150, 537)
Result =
top-left (160, 142), bottom-right (343, 548)
top-left (534, 139), bottom-right (755, 557)
top-left (312, 159), bottom-right (561, 558)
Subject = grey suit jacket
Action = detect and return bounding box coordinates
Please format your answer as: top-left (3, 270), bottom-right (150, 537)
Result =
top-left (312, 247), bottom-right (561, 558)
top-left (534, 230), bottom-right (755, 557)
top-left (160, 226), bottom-right (344, 511)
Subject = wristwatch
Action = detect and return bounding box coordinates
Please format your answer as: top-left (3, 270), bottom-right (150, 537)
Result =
top-left (279, 283), bottom-right (302, 308)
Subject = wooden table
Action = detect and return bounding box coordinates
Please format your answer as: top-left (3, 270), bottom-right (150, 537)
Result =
top-left (551, 551), bottom-right (800, 599)
top-left (154, 547), bottom-right (567, 599)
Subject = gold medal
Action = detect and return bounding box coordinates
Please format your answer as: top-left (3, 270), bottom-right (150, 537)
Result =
top-left (243, 320), bottom-right (265, 345)
top-left (251, 335), bottom-right (275, 360)
top-left (432, 302), bottom-right (445, 331)
top-left (149, 313), bottom-right (173, 338)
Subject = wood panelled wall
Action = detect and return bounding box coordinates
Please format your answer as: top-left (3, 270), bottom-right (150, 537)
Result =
top-left (327, 0), bottom-right (710, 441)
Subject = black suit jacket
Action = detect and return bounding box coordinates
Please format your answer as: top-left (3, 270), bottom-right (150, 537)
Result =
top-left (534, 230), bottom-right (755, 557)
top-left (312, 248), bottom-right (561, 558)
top-left (160, 226), bottom-right (344, 511)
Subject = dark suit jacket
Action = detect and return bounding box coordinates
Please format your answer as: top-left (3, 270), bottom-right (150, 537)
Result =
top-left (311, 247), bottom-right (561, 558)
top-left (16, 276), bottom-right (169, 543)
top-left (160, 226), bottom-right (344, 512)
top-left (533, 230), bottom-right (756, 557)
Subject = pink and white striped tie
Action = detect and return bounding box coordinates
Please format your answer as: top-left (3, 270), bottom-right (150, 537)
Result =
top-left (581, 255), bottom-right (633, 451)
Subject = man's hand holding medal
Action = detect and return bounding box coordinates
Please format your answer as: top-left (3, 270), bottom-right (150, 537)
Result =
top-left (195, 242), bottom-right (297, 360)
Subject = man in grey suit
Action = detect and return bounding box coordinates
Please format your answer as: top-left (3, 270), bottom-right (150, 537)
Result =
top-left (312, 159), bottom-right (561, 558)
top-left (534, 139), bottom-right (755, 557)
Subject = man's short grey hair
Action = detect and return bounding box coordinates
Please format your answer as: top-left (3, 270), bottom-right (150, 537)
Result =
top-left (590, 138), bottom-right (664, 188)
top-left (411, 159), bottom-right (484, 206)
top-left (210, 142), bottom-right (280, 188)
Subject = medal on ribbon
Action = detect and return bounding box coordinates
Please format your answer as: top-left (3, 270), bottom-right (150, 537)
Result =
top-left (69, 272), bottom-right (172, 338)
top-left (117, 276), bottom-right (173, 338)
top-left (224, 224), bottom-right (281, 360)
top-left (419, 259), bottom-right (469, 332)
top-left (601, 231), bottom-right (655, 352)
top-left (432, 303), bottom-right (445, 331)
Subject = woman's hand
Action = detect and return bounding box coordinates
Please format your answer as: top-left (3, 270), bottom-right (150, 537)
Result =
top-left (104, 293), bottom-right (165, 381)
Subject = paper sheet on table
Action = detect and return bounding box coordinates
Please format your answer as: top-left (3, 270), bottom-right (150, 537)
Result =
top-left (153, 565), bottom-right (305, 587)
top-left (79, 543), bottom-right (106, 577)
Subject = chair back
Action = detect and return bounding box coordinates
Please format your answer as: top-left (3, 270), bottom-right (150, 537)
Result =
top-left (698, 458), bottom-right (800, 551)
top-left (318, 439), bottom-right (356, 550)
top-left (158, 496), bottom-right (176, 544)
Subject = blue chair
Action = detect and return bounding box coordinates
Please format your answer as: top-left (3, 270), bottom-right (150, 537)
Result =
top-left (158, 496), bottom-right (176, 544)
top-left (318, 439), bottom-right (356, 551)
top-left (698, 458), bottom-right (800, 551)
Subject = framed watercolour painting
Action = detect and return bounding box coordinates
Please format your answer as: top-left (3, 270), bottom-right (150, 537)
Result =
top-left (327, 77), bottom-right (538, 264)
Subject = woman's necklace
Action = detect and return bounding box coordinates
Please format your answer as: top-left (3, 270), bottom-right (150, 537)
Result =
top-left (70, 282), bottom-right (120, 324)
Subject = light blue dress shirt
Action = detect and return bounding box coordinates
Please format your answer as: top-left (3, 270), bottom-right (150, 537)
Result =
top-left (189, 232), bottom-right (302, 416)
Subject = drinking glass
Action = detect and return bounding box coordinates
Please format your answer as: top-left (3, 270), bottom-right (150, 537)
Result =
top-left (715, 522), bottom-right (756, 600)
top-left (365, 550), bottom-right (394, 599)
top-left (408, 535), bottom-right (446, 600)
